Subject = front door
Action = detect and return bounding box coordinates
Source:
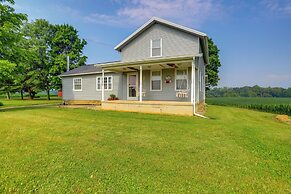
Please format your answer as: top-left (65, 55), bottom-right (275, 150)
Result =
top-left (127, 72), bottom-right (138, 100)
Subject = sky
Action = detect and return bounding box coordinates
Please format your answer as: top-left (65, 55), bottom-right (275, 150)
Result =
top-left (13, 0), bottom-right (291, 88)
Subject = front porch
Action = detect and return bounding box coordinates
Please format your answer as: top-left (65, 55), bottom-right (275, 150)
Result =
top-left (101, 100), bottom-right (194, 116)
top-left (98, 55), bottom-right (205, 116)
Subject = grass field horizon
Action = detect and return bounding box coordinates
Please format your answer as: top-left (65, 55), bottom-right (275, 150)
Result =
top-left (206, 97), bottom-right (291, 115)
top-left (0, 105), bottom-right (290, 193)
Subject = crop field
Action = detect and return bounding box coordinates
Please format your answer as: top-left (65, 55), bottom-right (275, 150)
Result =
top-left (206, 97), bottom-right (291, 115)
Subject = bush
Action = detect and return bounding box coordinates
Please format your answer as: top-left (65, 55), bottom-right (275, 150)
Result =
top-left (0, 102), bottom-right (3, 106)
top-left (108, 94), bottom-right (119, 101)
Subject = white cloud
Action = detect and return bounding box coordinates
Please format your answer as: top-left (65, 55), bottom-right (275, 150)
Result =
top-left (262, 0), bottom-right (291, 16)
top-left (84, 0), bottom-right (224, 27)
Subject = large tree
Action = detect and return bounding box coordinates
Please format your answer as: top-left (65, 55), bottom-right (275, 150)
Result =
top-left (206, 38), bottom-right (221, 88)
top-left (0, 0), bottom-right (27, 61)
top-left (0, 60), bottom-right (16, 99)
top-left (49, 24), bottom-right (87, 90)
top-left (0, 0), bottom-right (26, 97)
top-left (20, 19), bottom-right (54, 99)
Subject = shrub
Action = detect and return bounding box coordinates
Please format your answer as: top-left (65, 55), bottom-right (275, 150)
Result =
top-left (108, 94), bottom-right (119, 101)
top-left (0, 102), bottom-right (3, 106)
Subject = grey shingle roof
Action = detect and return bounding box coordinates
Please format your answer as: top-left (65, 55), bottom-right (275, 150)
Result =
top-left (60, 64), bottom-right (102, 77)
top-left (60, 60), bottom-right (121, 77)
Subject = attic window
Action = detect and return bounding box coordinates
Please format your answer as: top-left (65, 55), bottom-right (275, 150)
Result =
top-left (151, 39), bottom-right (162, 57)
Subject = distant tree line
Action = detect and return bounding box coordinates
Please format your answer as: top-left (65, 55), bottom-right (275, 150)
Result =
top-left (0, 0), bottom-right (87, 100)
top-left (207, 85), bottom-right (291, 98)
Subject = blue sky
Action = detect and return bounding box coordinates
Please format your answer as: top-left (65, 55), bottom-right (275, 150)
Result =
top-left (13, 0), bottom-right (291, 88)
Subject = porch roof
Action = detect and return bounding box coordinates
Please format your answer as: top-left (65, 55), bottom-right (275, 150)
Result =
top-left (98, 55), bottom-right (194, 71)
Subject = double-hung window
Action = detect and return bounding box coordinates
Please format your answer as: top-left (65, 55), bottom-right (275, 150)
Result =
top-left (151, 39), bottom-right (162, 57)
top-left (96, 76), bottom-right (113, 91)
top-left (73, 78), bottom-right (82, 91)
top-left (150, 70), bottom-right (162, 91)
top-left (175, 69), bottom-right (188, 90)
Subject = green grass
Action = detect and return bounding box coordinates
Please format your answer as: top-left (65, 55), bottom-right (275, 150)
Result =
top-left (207, 97), bottom-right (291, 115)
top-left (0, 106), bottom-right (290, 193)
top-left (0, 97), bottom-right (61, 108)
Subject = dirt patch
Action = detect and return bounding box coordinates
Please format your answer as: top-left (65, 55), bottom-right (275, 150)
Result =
top-left (276, 115), bottom-right (291, 124)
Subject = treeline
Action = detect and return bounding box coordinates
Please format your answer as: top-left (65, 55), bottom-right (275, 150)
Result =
top-left (0, 0), bottom-right (87, 100)
top-left (207, 85), bottom-right (291, 98)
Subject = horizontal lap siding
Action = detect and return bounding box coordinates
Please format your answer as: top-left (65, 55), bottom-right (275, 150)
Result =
top-left (62, 73), bottom-right (124, 101)
top-left (121, 69), bottom-right (192, 102)
top-left (121, 23), bottom-right (199, 62)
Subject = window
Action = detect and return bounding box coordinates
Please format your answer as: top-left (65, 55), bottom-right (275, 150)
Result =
top-left (151, 39), bottom-right (162, 57)
top-left (175, 69), bottom-right (188, 90)
top-left (73, 78), bottom-right (82, 91)
top-left (150, 70), bottom-right (162, 91)
top-left (96, 77), bottom-right (101, 90)
top-left (96, 76), bottom-right (113, 91)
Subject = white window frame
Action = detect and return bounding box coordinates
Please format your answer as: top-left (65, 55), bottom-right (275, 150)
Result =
top-left (96, 76), bottom-right (113, 91)
top-left (150, 38), bottom-right (162, 57)
top-left (150, 70), bottom-right (162, 91)
top-left (175, 68), bottom-right (188, 91)
top-left (73, 78), bottom-right (82, 91)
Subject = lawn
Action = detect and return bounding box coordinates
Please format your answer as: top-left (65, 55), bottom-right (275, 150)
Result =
top-left (0, 97), bottom-right (61, 108)
top-left (0, 106), bottom-right (290, 193)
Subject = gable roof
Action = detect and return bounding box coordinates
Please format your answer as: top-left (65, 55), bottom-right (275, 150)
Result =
top-left (114, 17), bottom-right (207, 51)
top-left (114, 17), bottom-right (209, 64)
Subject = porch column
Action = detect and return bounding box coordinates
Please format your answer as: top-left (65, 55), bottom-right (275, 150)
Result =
top-left (191, 59), bottom-right (195, 104)
top-left (101, 69), bottom-right (105, 102)
top-left (139, 65), bottom-right (143, 102)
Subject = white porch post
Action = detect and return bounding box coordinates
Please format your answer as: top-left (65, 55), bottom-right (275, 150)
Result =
top-left (101, 69), bottom-right (105, 102)
top-left (192, 58), bottom-right (196, 114)
top-left (139, 65), bottom-right (143, 102)
top-left (191, 59), bottom-right (195, 104)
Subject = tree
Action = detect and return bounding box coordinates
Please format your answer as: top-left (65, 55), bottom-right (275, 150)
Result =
top-left (206, 38), bottom-right (221, 88)
top-left (0, 60), bottom-right (16, 99)
top-left (49, 24), bottom-right (87, 90)
top-left (0, 0), bottom-right (27, 61)
top-left (21, 19), bottom-right (54, 99)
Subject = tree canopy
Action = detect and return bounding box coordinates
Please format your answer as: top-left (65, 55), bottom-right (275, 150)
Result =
top-left (207, 86), bottom-right (291, 98)
top-left (206, 38), bottom-right (221, 88)
top-left (0, 0), bottom-right (87, 100)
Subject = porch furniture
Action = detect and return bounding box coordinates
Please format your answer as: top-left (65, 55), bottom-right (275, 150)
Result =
top-left (176, 90), bottom-right (189, 98)
top-left (137, 90), bottom-right (146, 97)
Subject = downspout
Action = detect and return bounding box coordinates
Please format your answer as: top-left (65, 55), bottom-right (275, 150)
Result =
top-left (193, 56), bottom-right (208, 119)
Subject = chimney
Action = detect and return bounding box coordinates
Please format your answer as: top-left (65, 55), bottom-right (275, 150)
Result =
top-left (67, 55), bottom-right (70, 72)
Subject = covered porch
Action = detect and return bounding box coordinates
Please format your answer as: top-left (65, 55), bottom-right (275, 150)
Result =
top-left (98, 55), bottom-right (204, 116)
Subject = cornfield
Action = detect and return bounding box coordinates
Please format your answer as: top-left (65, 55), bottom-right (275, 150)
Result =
top-left (207, 97), bottom-right (291, 116)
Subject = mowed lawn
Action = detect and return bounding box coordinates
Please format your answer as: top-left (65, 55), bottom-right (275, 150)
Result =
top-left (0, 106), bottom-right (290, 193)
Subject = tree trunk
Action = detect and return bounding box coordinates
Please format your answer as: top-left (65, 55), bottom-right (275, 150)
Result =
top-left (6, 92), bottom-right (11, 100)
top-left (47, 89), bottom-right (50, 100)
top-left (28, 88), bottom-right (33, 100)
top-left (20, 90), bottom-right (24, 100)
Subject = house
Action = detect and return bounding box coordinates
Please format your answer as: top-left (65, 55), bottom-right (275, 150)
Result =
top-left (60, 17), bottom-right (208, 116)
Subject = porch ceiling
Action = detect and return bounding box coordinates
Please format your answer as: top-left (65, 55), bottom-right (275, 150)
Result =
top-left (98, 55), bottom-right (194, 72)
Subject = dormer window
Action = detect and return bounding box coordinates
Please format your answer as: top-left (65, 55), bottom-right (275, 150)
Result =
top-left (150, 38), bottom-right (162, 57)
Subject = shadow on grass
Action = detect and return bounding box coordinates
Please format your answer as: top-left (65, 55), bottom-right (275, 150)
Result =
top-left (0, 105), bottom-right (59, 113)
